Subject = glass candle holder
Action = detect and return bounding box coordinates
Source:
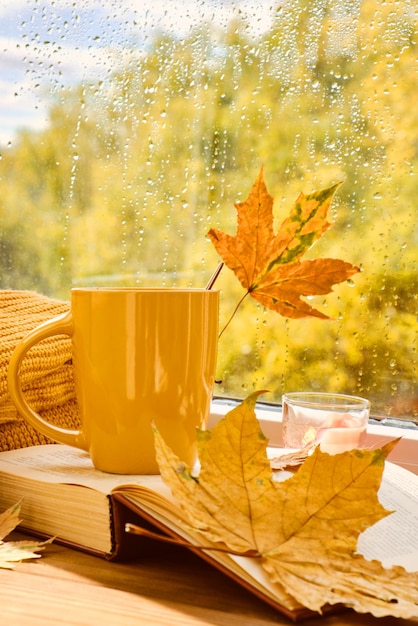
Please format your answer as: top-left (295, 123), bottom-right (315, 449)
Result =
top-left (282, 392), bottom-right (370, 454)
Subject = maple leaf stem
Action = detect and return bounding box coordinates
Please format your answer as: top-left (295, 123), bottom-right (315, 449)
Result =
top-left (218, 291), bottom-right (250, 339)
top-left (125, 523), bottom-right (260, 557)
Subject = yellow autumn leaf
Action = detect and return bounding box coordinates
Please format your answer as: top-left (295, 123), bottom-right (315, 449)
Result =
top-left (155, 391), bottom-right (273, 554)
top-left (153, 392), bottom-right (418, 619)
top-left (0, 502), bottom-right (52, 569)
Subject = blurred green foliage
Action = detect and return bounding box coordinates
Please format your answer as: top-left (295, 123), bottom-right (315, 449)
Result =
top-left (0, 0), bottom-right (416, 416)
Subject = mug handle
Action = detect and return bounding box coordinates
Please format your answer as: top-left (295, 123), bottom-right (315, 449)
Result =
top-left (7, 311), bottom-right (88, 451)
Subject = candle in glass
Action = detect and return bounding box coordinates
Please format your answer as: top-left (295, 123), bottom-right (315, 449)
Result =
top-left (282, 392), bottom-right (370, 454)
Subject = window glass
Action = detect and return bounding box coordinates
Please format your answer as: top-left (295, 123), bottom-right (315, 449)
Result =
top-left (1, 0), bottom-right (416, 419)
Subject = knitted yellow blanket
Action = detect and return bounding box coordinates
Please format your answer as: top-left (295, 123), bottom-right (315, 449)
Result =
top-left (0, 290), bottom-right (80, 451)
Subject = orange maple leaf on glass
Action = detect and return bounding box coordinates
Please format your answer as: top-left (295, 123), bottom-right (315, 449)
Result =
top-left (207, 167), bottom-right (360, 335)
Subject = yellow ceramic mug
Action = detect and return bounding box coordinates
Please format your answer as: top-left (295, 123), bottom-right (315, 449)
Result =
top-left (7, 288), bottom-right (219, 474)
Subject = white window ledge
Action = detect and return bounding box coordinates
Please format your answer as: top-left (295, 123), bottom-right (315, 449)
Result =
top-left (209, 399), bottom-right (418, 475)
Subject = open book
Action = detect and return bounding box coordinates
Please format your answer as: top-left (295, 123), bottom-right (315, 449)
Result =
top-left (0, 444), bottom-right (417, 621)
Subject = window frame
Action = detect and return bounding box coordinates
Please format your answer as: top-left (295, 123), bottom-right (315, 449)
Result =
top-left (209, 398), bottom-right (418, 475)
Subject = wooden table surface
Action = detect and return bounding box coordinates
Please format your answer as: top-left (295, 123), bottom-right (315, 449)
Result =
top-left (1, 533), bottom-right (417, 626)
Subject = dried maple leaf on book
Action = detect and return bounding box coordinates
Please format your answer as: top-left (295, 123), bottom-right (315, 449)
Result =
top-left (153, 392), bottom-right (418, 619)
top-left (207, 168), bottom-right (360, 334)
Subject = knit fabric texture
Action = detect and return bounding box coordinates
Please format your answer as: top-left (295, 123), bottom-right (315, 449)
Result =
top-left (0, 290), bottom-right (80, 451)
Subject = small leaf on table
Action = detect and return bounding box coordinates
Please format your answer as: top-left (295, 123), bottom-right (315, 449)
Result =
top-left (0, 502), bottom-right (52, 569)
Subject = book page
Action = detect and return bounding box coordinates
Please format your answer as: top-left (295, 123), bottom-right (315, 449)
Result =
top-left (357, 461), bottom-right (418, 571)
top-left (0, 444), bottom-right (172, 500)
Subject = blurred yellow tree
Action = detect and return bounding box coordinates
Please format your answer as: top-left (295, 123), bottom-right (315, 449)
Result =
top-left (0, 0), bottom-right (416, 416)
